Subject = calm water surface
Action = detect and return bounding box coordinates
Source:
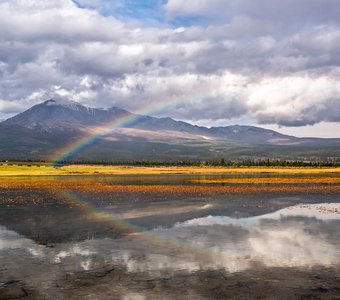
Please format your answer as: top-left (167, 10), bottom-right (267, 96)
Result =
top-left (0, 175), bottom-right (339, 299)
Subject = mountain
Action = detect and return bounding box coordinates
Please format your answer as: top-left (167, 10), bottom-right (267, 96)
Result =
top-left (3, 99), bottom-right (130, 129)
top-left (0, 99), bottom-right (339, 162)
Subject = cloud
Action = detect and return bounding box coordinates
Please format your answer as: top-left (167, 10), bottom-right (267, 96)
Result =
top-left (0, 0), bottom-right (124, 44)
top-left (247, 75), bottom-right (340, 126)
top-left (95, 72), bottom-right (340, 127)
top-left (0, 0), bottom-right (339, 132)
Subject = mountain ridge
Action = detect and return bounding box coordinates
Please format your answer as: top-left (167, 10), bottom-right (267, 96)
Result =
top-left (1, 99), bottom-right (339, 162)
top-left (3, 98), bottom-right (339, 144)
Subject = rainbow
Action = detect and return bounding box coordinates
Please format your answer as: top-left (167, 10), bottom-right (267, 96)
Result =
top-left (50, 84), bottom-right (210, 165)
top-left (57, 190), bottom-right (260, 265)
top-left (57, 190), bottom-right (208, 254)
top-left (59, 190), bottom-right (146, 235)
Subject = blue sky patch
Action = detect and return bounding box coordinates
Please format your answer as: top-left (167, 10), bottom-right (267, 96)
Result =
top-left (72, 0), bottom-right (204, 27)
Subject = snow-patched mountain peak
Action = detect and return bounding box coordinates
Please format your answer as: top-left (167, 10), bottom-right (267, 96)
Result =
top-left (44, 98), bottom-right (89, 111)
top-left (43, 98), bottom-right (100, 116)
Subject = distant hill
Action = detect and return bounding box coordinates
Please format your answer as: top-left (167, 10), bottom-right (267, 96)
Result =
top-left (1, 99), bottom-right (339, 162)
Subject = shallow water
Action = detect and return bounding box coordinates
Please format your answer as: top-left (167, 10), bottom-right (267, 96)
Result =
top-left (0, 175), bottom-right (339, 299)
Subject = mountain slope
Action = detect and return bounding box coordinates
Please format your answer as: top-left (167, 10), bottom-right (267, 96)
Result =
top-left (3, 99), bottom-right (131, 129)
top-left (0, 99), bottom-right (339, 162)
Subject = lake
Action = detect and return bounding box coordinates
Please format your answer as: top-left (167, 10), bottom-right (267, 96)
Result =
top-left (0, 174), bottom-right (339, 299)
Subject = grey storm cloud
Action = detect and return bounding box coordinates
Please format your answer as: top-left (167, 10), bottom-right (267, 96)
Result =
top-left (0, 0), bottom-right (339, 128)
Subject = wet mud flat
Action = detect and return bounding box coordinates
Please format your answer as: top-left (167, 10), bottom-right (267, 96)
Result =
top-left (2, 266), bottom-right (339, 299)
top-left (0, 174), bottom-right (340, 299)
top-left (42, 266), bottom-right (340, 300)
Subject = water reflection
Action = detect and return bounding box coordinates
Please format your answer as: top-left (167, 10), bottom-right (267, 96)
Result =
top-left (157, 203), bottom-right (340, 269)
top-left (1, 173), bottom-right (340, 299)
top-left (1, 203), bottom-right (339, 275)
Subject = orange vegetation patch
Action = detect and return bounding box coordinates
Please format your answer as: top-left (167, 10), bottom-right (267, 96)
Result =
top-left (73, 184), bottom-right (340, 197)
top-left (0, 178), bottom-right (340, 196)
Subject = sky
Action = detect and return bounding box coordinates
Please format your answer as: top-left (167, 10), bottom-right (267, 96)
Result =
top-left (0, 0), bottom-right (340, 137)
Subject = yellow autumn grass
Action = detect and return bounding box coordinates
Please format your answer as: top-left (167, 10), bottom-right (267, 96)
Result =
top-left (1, 164), bottom-right (340, 176)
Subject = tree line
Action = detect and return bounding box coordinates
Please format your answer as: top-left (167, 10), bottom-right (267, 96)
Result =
top-left (2, 158), bottom-right (339, 167)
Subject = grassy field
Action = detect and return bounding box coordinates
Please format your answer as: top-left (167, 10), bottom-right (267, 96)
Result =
top-left (1, 164), bottom-right (340, 206)
top-left (0, 163), bottom-right (340, 176)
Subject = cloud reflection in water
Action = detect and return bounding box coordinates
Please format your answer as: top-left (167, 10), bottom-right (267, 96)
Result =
top-left (168, 203), bottom-right (340, 269)
top-left (0, 203), bottom-right (339, 289)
